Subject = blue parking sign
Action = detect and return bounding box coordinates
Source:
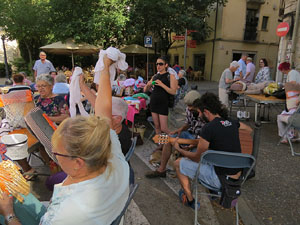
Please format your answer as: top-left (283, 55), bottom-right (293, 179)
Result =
top-left (144, 36), bottom-right (152, 47)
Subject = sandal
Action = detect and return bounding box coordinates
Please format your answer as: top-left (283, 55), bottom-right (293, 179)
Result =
top-left (178, 189), bottom-right (200, 210)
top-left (23, 169), bottom-right (38, 181)
top-left (280, 139), bottom-right (288, 144)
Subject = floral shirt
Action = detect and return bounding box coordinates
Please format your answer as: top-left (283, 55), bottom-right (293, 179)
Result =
top-left (185, 107), bottom-right (206, 137)
top-left (34, 95), bottom-right (69, 117)
top-left (255, 67), bottom-right (271, 84)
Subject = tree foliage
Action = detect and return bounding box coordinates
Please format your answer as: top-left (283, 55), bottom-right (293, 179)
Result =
top-left (126, 0), bottom-right (227, 54)
top-left (48, 0), bottom-right (130, 47)
top-left (0, 0), bottom-right (227, 68)
top-left (0, 0), bottom-right (50, 65)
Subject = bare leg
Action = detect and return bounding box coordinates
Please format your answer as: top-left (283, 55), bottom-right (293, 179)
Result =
top-left (175, 158), bottom-right (194, 201)
top-left (151, 112), bottom-right (161, 134)
top-left (157, 143), bottom-right (172, 172)
top-left (159, 114), bottom-right (170, 134)
top-left (16, 158), bottom-right (32, 172)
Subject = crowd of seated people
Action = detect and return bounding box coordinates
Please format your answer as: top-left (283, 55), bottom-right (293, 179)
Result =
top-left (1, 47), bottom-right (275, 222)
top-left (0, 55), bottom-right (130, 224)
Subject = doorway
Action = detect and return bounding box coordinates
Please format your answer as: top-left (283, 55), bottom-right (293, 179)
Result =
top-left (193, 54), bottom-right (205, 72)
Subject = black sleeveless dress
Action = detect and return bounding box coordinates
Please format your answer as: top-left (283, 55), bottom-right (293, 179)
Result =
top-left (150, 72), bottom-right (170, 115)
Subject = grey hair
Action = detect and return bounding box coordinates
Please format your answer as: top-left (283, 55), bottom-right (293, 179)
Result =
top-left (178, 70), bottom-right (186, 76)
top-left (184, 90), bottom-right (201, 106)
top-left (55, 74), bottom-right (67, 83)
top-left (36, 74), bottom-right (54, 85)
top-left (230, 61), bottom-right (239, 68)
top-left (112, 97), bottom-right (128, 122)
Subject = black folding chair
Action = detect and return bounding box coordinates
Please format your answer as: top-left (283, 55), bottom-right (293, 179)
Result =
top-left (193, 150), bottom-right (256, 225)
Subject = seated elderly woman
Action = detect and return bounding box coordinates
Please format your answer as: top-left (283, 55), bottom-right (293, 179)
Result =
top-left (0, 56), bottom-right (130, 224)
top-left (52, 73), bottom-right (70, 95)
top-left (34, 74), bottom-right (69, 124)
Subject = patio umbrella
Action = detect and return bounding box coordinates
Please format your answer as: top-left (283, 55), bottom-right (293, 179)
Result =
top-left (120, 44), bottom-right (155, 79)
top-left (40, 38), bottom-right (100, 67)
top-left (120, 44), bottom-right (155, 55)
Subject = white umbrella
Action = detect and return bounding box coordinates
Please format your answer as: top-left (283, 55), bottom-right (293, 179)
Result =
top-left (40, 38), bottom-right (100, 67)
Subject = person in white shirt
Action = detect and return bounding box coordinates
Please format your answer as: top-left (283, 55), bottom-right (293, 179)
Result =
top-left (278, 62), bottom-right (300, 84)
top-left (33, 52), bottom-right (55, 79)
top-left (0, 55), bottom-right (129, 225)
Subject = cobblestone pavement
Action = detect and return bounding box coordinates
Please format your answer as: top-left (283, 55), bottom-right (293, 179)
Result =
top-left (2, 78), bottom-right (299, 224)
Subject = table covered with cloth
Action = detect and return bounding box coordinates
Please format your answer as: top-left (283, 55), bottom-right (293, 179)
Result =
top-left (125, 98), bottom-right (147, 123)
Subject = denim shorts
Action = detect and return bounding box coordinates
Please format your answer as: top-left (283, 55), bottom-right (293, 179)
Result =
top-left (180, 158), bottom-right (221, 190)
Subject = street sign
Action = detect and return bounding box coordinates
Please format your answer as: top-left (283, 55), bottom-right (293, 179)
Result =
top-left (276, 22), bottom-right (289, 37)
top-left (187, 30), bottom-right (197, 35)
top-left (144, 36), bottom-right (152, 47)
top-left (187, 40), bottom-right (196, 48)
top-left (172, 35), bottom-right (185, 41)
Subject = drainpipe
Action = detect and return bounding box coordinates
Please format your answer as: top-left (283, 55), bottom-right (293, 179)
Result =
top-left (209, 2), bottom-right (218, 81)
top-left (290, 0), bottom-right (300, 68)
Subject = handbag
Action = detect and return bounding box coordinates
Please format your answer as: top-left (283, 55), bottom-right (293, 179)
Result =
top-left (271, 89), bottom-right (286, 99)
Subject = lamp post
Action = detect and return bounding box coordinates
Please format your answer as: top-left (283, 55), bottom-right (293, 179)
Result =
top-left (1, 35), bottom-right (10, 81)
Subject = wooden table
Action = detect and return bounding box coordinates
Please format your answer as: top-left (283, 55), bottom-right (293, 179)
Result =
top-left (245, 94), bottom-right (286, 122)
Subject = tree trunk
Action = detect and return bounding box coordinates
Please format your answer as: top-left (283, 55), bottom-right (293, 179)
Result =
top-left (24, 41), bottom-right (32, 66)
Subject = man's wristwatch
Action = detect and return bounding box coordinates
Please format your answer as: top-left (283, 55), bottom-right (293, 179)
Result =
top-left (5, 214), bottom-right (18, 224)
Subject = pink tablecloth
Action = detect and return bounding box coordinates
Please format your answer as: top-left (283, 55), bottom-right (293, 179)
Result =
top-left (126, 98), bottom-right (147, 123)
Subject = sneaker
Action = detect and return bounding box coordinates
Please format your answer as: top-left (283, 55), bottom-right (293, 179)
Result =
top-left (178, 189), bottom-right (200, 210)
top-left (145, 170), bottom-right (166, 178)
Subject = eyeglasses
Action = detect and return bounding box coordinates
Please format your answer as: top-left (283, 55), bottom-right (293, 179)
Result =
top-left (53, 152), bottom-right (78, 159)
top-left (36, 84), bottom-right (50, 89)
top-left (156, 62), bottom-right (165, 66)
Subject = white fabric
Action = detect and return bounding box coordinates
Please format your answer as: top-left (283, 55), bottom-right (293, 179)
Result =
top-left (1, 134), bottom-right (28, 160)
top-left (0, 119), bottom-right (14, 136)
top-left (40, 129), bottom-right (129, 225)
top-left (287, 70), bottom-right (300, 83)
top-left (167, 67), bottom-right (179, 80)
top-left (219, 87), bottom-right (229, 108)
top-left (277, 108), bottom-right (297, 139)
top-left (69, 67), bottom-right (89, 117)
top-left (94, 47), bottom-right (128, 85)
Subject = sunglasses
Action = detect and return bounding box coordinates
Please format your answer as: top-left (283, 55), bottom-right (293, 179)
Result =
top-left (53, 152), bottom-right (78, 159)
top-left (156, 62), bottom-right (165, 66)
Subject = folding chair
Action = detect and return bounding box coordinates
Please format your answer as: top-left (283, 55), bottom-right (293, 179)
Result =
top-left (110, 183), bottom-right (139, 225)
top-left (125, 136), bottom-right (137, 162)
top-left (146, 116), bottom-right (156, 141)
top-left (193, 150), bottom-right (256, 225)
top-left (278, 105), bottom-right (300, 156)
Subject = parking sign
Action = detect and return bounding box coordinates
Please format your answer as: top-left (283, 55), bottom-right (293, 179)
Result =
top-left (144, 36), bottom-right (152, 47)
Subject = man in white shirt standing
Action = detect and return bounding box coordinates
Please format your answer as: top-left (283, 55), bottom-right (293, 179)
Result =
top-left (33, 51), bottom-right (55, 79)
top-left (245, 57), bottom-right (255, 82)
top-left (234, 54), bottom-right (247, 80)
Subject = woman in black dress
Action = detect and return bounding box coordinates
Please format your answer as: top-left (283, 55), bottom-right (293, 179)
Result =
top-left (144, 56), bottom-right (177, 134)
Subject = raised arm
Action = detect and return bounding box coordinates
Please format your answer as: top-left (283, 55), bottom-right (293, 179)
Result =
top-left (95, 56), bottom-right (114, 128)
top-left (79, 76), bottom-right (97, 108)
